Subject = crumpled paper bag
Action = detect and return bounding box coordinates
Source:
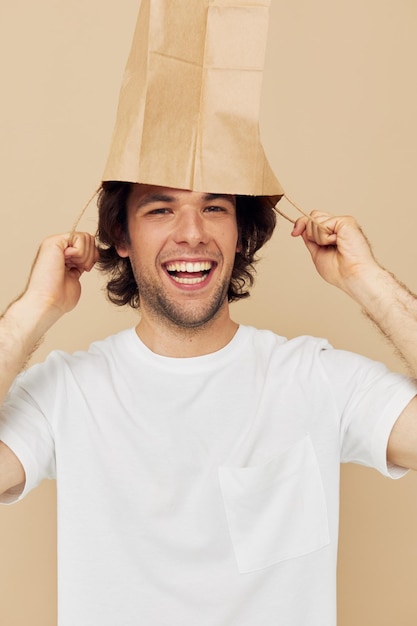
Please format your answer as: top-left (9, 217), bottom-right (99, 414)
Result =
top-left (102, 0), bottom-right (283, 205)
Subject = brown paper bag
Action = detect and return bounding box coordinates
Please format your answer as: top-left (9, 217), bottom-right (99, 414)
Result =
top-left (102, 0), bottom-right (283, 204)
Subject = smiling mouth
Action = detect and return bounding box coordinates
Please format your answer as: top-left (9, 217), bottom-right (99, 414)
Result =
top-left (165, 261), bottom-right (214, 285)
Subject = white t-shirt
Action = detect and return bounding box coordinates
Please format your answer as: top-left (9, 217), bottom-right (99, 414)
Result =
top-left (1, 325), bottom-right (416, 626)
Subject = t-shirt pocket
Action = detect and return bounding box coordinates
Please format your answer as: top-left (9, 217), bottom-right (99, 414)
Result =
top-left (218, 435), bottom-right (330, 573)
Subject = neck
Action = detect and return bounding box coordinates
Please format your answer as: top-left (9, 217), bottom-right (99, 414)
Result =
top-left (135, 307), bottom-right (238, 357)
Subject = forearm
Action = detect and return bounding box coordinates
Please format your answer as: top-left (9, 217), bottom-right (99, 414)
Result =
top-left (0, 294), bottom-right (60, 403)
top-left (342, 263), bottom-right (417, 375)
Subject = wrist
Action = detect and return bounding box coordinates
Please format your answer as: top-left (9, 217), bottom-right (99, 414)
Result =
top-left (341, 262), bottom-right (402, 313)
top-left (338, 257), bottom-right (383, 293)
top-left (3, 291), bottom-right (62, 346)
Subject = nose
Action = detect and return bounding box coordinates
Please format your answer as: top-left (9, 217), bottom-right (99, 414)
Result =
top-left (172, 207), bottom-right (209, 247)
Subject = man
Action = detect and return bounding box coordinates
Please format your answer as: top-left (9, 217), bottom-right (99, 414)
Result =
top-left (0, 181), bottom-right (416, 625)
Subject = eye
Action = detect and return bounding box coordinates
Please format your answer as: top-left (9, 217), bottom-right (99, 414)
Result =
top-left (146, 207), bottom-right (172, 216)
top-left (204, 205), bottom-right (227, 213)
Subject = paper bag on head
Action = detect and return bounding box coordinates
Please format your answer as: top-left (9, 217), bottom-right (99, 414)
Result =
top-left (102, 0), bottom-right (284, 207)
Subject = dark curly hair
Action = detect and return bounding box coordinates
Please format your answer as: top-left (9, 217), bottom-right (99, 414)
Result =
top-left (96, 181), bottom-right (279, 308)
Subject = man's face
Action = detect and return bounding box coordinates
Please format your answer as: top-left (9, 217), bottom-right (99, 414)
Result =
top-left (116, 184), bottom-right (240, 329)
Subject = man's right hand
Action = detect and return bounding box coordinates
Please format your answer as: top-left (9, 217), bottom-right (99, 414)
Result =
top-left (25, 232), bottom-right (99, 322)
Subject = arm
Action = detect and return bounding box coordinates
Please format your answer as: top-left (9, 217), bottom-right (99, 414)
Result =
top-left (0, 232), bottom-right (98, 495)
top-left (292, 212), bottom-right (417, 470)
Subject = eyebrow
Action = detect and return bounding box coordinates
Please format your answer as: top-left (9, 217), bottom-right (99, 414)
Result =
top-left (135, 192), bottom-right (235, 209)
top-left (202, 193), bottom-right (235, 205)
top-left (135, 193), bottom-right (175, 209)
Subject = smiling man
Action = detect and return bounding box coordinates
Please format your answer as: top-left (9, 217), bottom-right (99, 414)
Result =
top-left (97, 183), bottom-right (277, 357)
top-left (1, 180), bottom-right (417, 625)
top-left (2, 0), bottom-right (417, 623)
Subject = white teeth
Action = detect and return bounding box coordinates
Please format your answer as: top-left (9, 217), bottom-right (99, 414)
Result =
top-left (165, 261), bottom-right (212, 273)
top-left (171, 275), bottom-right (207, 285)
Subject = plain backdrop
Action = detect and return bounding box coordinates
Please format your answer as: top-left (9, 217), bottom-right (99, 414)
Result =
top-left (1, 1), bottom-right (417, 624)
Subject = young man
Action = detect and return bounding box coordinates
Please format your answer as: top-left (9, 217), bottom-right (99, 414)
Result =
top-left (0, 182), bottom-right (416, 625)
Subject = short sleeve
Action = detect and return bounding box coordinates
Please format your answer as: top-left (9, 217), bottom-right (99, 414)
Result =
top-left (319, 348), bottom-right (417, 477)
top-left (0, 366), bottom-right (56, 504)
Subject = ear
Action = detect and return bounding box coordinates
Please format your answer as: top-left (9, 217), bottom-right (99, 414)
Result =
top-left (114, 225), bottom-right (130, 258)
top-left (116, 244), bottom-right (130, 259)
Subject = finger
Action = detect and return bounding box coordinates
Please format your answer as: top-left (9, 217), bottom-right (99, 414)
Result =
top-left (291, 216), bottom-right (309, 238)
top-left (304, 213), bottom-right (337, 246)
top-left (67, 238), bottom-right (98, 272)
top-left (64, 233), bottom-right (98, 272)
top-left (292, 214), bottom-right (337, 245)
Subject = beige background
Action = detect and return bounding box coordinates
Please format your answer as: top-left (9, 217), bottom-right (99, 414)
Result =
top-left (1, 0), bottom-right (417, 624)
